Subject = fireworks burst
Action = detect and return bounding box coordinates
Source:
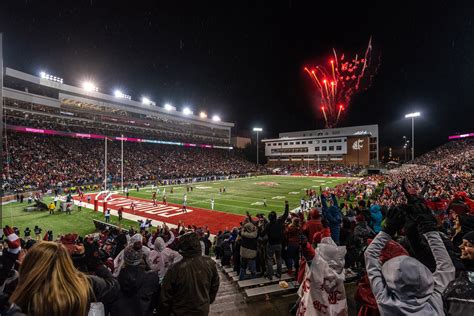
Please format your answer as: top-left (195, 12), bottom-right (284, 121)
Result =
top-left (304, 37), bottom-right (377, 128)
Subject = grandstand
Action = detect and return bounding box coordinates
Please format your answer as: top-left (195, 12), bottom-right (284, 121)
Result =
top-left (2, 67), bottom-right (233, 146)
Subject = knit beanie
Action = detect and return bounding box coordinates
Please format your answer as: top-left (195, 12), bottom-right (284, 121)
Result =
top-left (4, 226), bottom-right (21, 254)
top-left (463, 231), bottom-right (474, 244)
top-left (124, 245), bottom-right (143, 266)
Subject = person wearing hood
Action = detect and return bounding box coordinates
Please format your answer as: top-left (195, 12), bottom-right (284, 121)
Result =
top-left (365, 207), bottom-right (455, 315)
top-left (149, 234), bottom-right (182, 281)
top-left (114, 244), bottom-right (160, 316)
top-left (160, 232), bottom-right (219, 316)
top-left (355, 238), bottom-right (409, 316)
top-left (114, 233), bottom-right (150, 277)
top-left (443, 230), bottom-right (474, 315)
top-left (297, 237), bottom-right (348, 315)
top-left (239, 219), bottom-right (258, 280)
top-left (369, 204), bottom-right (383, 233)
top-left (321, 193), bottom-right (342, 244)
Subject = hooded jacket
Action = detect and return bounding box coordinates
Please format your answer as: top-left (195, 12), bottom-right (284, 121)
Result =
top-left (113, 233), bottom-right (150, 277)
top-left (240, 222), bottom-right (258, 259)
top-left (114, 265), bottom-right (160, 316)
top-left (369, 204), bottom-right (383, 233)
top-left (160, 232), bottom-right (219, 316)
top-left (365, 231), bottom-right (455, 316)
top-left (321, 194), bottom-right (342, 243)
top-left (148, 236), bottom-right (182, 280)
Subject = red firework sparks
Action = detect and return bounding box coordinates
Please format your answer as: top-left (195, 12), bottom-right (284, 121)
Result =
top-left (304, 37), bottom-right (377, 128)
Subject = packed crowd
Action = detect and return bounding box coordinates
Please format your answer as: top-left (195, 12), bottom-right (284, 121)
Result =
top-left (0, 221), bottom-right (218, 315)
top-left (0, 139), bottom-right (472, 315)
top-left (272, 164), bottom-right (364, 177)
top-left (2, 132), bottom-right (262, 192)
top-left (5, 101), bottom-right (230, 145)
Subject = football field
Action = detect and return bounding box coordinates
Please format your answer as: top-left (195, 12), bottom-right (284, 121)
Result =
top-left (125, 175), bottom-right (352, 216)
top-left (1, 175), bottom-right (352, 236)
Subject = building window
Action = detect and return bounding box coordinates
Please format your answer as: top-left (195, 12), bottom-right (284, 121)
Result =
top-left (308, 141), bottom-right (313, 144)
top-left (322, 140), bottom-right (327, 143)
top-left (303, 134), bottom-right (306, 136)
top-left (336, 145), bottom-right (342, 150)
top-left (315, 147), bottom-right (320, 151)
top-left (278, 143), bottom-right (282, 145)
top-left (317, 132), bottom-right (323, 136)
top-left (329, 146), bottom-right (334, 150)
top-left (296, 142), bottom-right (300, 145)
top-left (284, 142), bottom-right (288, 145)
top-left (290, 142), bottom-right (294, 145)
top-left (322, 146), bottom-right (327, 151)
top-left (266, 143), bottom-right (271, 147)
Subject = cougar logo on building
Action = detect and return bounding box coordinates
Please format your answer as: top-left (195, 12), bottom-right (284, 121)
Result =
top-left (352, 139), bottom-right (364, 150)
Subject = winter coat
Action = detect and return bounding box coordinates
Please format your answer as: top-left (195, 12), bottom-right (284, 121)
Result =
top-left (160, 232), bottom-right (219, 316)
top-left (262, 208), bottom-right (289, 245)
top-left (365, 231), bottom-right (455, 316)
top-left (443, 270), bottom-right (474, 315)
top-left (240, 222), bottom-right (258, 259)
top-left (321, 194), bottom-right (342, 243)
top-left (113, 265), bottom-right (160, 316)
top-left (148, 237), bottom-right (182, 280)
top-left (113, 234), bottom-right (150, 277)
top-left (369, 205), bottom-right (383, 233)
top-left (285, 224), bottom-right (301, 246)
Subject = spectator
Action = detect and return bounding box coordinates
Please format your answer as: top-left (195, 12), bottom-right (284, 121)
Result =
top-left (239, 218), bottom-right (258, 280)
top-left (369, 203), bottom-right (383, 233)
top-left (160, 232), bottom-right (219, 315)
top-left (8, 241), bottom-right (120, 315)
top-left (321, 192), bottom-right (342, 244)
top-left (364, 208), bottom-right (455, 315)
top-left (262, 202), bottom-right (289, 280)
top-left (149, 234), bottom-right (182, 281)
top-left (443, 231), bottom-right (474, 315)
top-left (114, 244), bottom-right (160, 316)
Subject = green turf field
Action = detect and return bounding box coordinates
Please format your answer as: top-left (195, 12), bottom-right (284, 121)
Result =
top-left (1, 198), bottom-right (137, 237)
top-left (1, 175), bottom-right (351, 236)
top-left (126, 175), bottom-right (351, 216)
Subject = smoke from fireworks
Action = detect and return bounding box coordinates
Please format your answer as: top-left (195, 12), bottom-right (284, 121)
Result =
top-left (304, 38), bottom-right (377, 128)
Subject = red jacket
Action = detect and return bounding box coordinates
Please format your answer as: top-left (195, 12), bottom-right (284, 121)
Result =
top-left (303, 220), bottom-right (323, 243)
top-left (285, 224), bottom-right (301, 246)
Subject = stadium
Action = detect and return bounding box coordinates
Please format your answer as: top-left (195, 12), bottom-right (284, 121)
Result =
top-left (1, 3), bottom-right (474, 316)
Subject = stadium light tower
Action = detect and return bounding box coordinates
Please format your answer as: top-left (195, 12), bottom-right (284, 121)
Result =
top-left (183, 107), bottom-right (193, 115)
top-left (141, 97), bottom-right (155, 106)
top-left (164, 103), bottom-right (174, 111)
top-left (114, 89), bottom-right (131, 100)
top-left (40, 71), bottom-right (63, 84)
top-left (253, 127), bottom-right (263, 165)
top-left (212, 115), bottom-right (221, 122)
top-left (199, 111), bottom-right (207, 119)
top-left (404, 112), bottom-right (420, 161)
top-left (82, 81), bottom-right (98, 92)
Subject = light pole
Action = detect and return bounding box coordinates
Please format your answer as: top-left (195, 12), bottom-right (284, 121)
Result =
top-left (253, 127), bottom-right (263, 165)
top-left (404, 112), bottom-right (420, 161)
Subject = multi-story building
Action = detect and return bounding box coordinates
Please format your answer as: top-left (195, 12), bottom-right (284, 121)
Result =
top-left (262, 124), bottom-right (379, 167)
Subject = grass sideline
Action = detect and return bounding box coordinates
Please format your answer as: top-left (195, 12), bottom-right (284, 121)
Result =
top-left (1, 175), bottom-right (351, 236)
top-left (1, 198), bottom-right (137, 237)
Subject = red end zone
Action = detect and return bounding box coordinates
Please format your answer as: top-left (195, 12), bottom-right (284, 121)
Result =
top-left (77, 194), bottom-right (244, 234)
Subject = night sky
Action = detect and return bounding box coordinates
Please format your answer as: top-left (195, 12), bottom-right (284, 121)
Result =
top-left (1, 1), bottom-right (473, 155)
